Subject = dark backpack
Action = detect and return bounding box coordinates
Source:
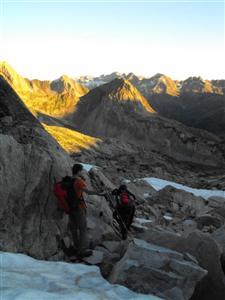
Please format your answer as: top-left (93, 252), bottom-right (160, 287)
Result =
top-left (53, 176), bottom-right (80, 214)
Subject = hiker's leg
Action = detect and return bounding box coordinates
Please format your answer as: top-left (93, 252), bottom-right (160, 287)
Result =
top-left (69, 212), bottom-right (80, 250)
top-left (113, 210), bottom-right (120, 223)
top-left (124, 214), bottom-right (130, 228)
top-left (77, 209), bottom-right (88, 254)
top-left (117, 209), bottom-right (127, 239)
top-left (127, 206), bottom-right (135, 229)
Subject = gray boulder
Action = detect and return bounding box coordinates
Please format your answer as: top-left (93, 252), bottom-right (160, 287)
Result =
top-left (196, 214), bottom-right (224, 230)
top-left (150, 186), bottom-right (208, 221)
top-left (109, 238), bottom-right (207, 300)
top-left (137, 227), bottom-right (225, 300)
top-left (212, 224), bottom-right (225, 255)
top-left (208, 196), bottom-right (225, 209)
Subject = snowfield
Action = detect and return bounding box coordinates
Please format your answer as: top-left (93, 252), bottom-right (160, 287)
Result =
top-left (143, 177), bottom-right (225, 200)
top-left (0, 251), bottom-right (160, 300)
top-left (82, 164), bottom-right (225, 200)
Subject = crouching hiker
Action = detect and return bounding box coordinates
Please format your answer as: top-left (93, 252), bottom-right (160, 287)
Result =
top-left (54, 163), bottom-right (105, 258)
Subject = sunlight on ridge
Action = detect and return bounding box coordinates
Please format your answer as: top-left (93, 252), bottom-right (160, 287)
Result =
top-left (43, 124), bottom-right (101, 153)
top-left (0, 61), bottom-right (89, 118)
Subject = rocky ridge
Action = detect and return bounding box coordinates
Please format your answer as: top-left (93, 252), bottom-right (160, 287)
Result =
top-left (70, 78), bottom-right (225, 170)
top-left (76, 72), bottom-right (224, 96)
top-left (0, 61), bottom-right (88, 117)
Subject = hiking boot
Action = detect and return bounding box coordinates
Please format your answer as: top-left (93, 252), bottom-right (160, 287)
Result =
top-left (77, 249), bottom-right (93, 258)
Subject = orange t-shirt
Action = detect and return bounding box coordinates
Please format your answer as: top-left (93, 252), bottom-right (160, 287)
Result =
top-left (73, 177), bottom-right (87, 209)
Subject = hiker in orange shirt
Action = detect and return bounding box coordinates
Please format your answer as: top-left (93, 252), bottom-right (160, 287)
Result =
top-left (69, 163), bottom-right (105, 258)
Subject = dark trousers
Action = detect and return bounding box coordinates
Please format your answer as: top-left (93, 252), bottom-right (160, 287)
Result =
top-left (118, 205), bottom-right (135, 229)
top-left (69, 209), bottom-right (87, 254)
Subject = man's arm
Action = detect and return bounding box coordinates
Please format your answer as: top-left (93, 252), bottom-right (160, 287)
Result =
top-left (83, 188), bottom-right (105, 196)
top-left (128, 190), bottom-right (136, 200)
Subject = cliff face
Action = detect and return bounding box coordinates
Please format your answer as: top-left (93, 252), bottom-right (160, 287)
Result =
top-left (0, 76), bottom-right (73, 258)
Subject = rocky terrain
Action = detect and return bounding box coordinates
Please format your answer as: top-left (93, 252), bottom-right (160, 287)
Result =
top-left (1, 64), bottom-right (225, 300)
top-left (148, 93), bottom-right (225, 136)
top-left (70, 78), bottom-right (225, 172)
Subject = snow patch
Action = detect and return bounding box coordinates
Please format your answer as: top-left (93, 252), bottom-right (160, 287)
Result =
top-left (143, 177), bottom-right (225, 200)
top-left (134, 217), bottom-right (153, 225)
top-left (0, 251), bottom-right (161, 300)
top-left (81, 163), bottom-right (98, 172)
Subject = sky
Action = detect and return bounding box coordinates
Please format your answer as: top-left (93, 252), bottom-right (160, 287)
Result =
top-left (0, 0), bottom-right (224, 80)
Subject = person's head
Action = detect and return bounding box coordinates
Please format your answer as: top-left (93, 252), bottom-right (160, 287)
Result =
top-left (72, 163), bottom-right (83, 176)
top-left (119, 184), bottom-right (127, 192)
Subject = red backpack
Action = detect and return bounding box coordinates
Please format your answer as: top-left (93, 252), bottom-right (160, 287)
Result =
top-left (53, 176), bottom-right (79, 214)
top-left (119, 191), bottom-right (130, 205)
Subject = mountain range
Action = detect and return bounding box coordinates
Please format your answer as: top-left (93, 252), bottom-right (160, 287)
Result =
top-left (75, 71), bottom-right (225, 136)
top-left (76, 71), bottom-right (225, 96)
top-left (1, 61), bottom-right (224, 178)
top-left (1, 61), bottom-right (224, 136)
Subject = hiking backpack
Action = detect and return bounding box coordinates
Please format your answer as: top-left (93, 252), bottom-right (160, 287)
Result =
top-left (119, 191), bottom-right (131, 206)
top-left (53, 176), bottom-right (79, 214)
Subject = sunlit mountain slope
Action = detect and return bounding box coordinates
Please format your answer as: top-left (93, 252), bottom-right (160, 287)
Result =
top-left (43, 124), bottom-right (101, 153)
top-left (0, 61), bottom-right (89, 117)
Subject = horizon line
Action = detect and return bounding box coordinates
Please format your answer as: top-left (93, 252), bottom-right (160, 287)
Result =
top-left (1, 60), bottom-right (224, 82)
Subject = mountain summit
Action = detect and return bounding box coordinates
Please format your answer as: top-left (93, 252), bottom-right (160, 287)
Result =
top-left (0, 61), bottom-right (31, 93)
top-left (50, 75), bottom-right (88, 96)
top-left (95, 78), bottom-right (155, 113)
top-left (0, 61), bottom-right (89, 117)
top-left (180, 76), bottom-right (223, 94)
top-left (68, 78), bottom-right (155, 139)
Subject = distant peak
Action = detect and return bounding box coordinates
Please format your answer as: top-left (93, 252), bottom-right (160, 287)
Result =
top-left (95, 77), bottom-right (155, 113)
top-left (50, 74), bottom-right (88, 95)
top-left (185, 76), bottom-right (204, 82)
top-left (0, 61), bottom-right (8, 67)
top-left (151, 73), bottom-right (166, 80)
top-left (60, 74), bottom-right (70, 81)
top-left (109, 71), bottom-right (122, 77)
top-left (101, 77), bottom-right (132, 93)
top-left (0, 61), bottom-right (16, 73)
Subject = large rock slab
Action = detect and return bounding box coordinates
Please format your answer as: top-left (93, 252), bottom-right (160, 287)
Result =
top-left (211, 224), bottom-right (225, 258)
top-left (109, 238), bottom-right (207, 300)
top-left (137, 227), bottom-right (225, 300)
top-left (208, 196), bottom-right (225, 209)
top-left (151, 186), bottom-right (208, 217)
top-left (0, 77), bottom-right (73, 259)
